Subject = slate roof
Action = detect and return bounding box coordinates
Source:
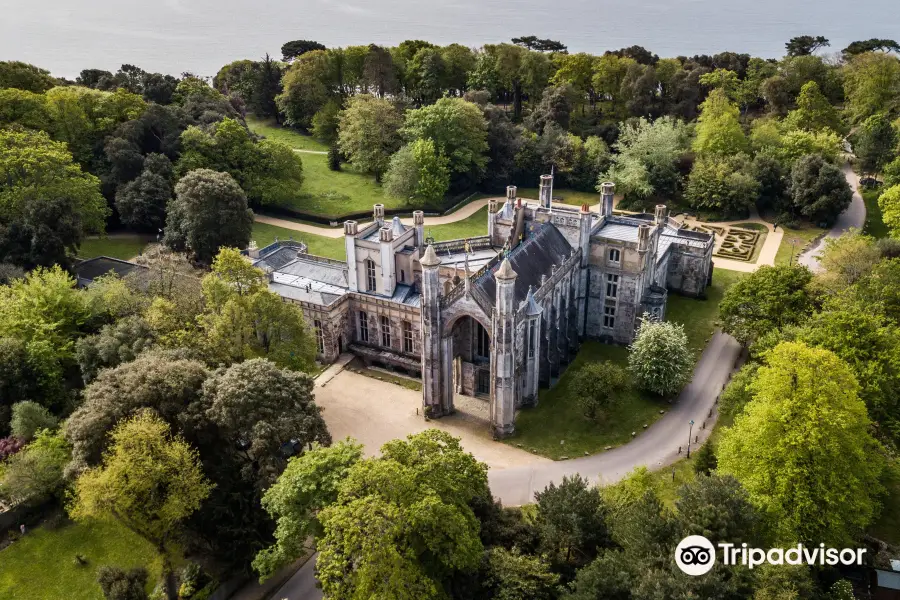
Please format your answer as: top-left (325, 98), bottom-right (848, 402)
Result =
top-left (74, 257), bottom-right (148, 286)
top-left (253, 245), bottom-right (307, 272)
top-left (474, 224), bottom-right (573, 307)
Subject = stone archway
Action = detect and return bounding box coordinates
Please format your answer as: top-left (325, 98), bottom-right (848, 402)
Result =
top-left (441, 312), bottom-right (493, 425)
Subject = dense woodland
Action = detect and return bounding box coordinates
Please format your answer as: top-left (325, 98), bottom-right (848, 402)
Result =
top-left (1, 34), bottom-right (900, 600)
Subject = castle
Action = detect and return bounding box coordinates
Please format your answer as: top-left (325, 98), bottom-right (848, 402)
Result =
top-left (251, 177), bottom-right (715, 437)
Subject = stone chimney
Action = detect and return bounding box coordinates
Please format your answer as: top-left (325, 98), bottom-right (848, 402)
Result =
top-left (506, 185), bottom-right (517, 202)
top-left (344, 220), bottom-right (358, 236)
top-left (344, 220), bottom-right (359, 292)
top-left (655, 204), bottom-right (667, 227)
top-left (413, 210), bottom-right (425, 250)
top-left (600, 182), bottom-right (615, 217)
top-left (638, 224), bottom-right (650, 253)
top-left (539, 175), bottom-right (553, 209)
top-left (379, 226), bottom-right (393, 243)
top-left (373, 203), bottom-right (385, 227)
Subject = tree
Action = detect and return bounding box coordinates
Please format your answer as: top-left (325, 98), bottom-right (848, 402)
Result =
top-left (484, 547), bottom-right (559, 600)
top-left (277, 50), bottom-right (334, 128)
top-left (570, 361), bottom-right (627, 420)
top-left (778, 128), bottom-right (843, 164)
top-left (815, 229), bottom-right (881, 295)
top-left (75, 315), bottom-right (155, 383)
top-left (0, 128), bottom-right (108, 269)
top-left (115, 153), bottom-right (173, 232)
top-left (599, 116), bottom-right (689, 202)
top-left (752, 152), bottom-right (790, 214)
top-left (316, 430), bottom-right (488, 600)
top-left (699, 68), bottom-right (740, 101)
top-left (384, 139), bottom-right (451, 206)
top-left (842, 52), bottom-right (900, 122)
top-left (511, 36), bottom-right (567, 53)
top-left (692, 441), bottom-right (717, 475)
top-left (884, 157), bottom-right (900, 188)
top-left (310, 99), bottom-right (342, 144)
top-left (97, 566), bottom-right (148, 600)
top-left (0, 88), bottom-right (51, 130)
top-left (163, 169), bottom-right (253, 264)
top-left (401, 97), bottom-right (489, 189)
top-left (281, 40), bottom-right (326, 62)
top-left (785, 35), bottom-right (830, 56)
top-left (203, 359), bottom-right (331, 487)
top-left (481, 104), bottom-right (521, 190)
top-left (525, 85), bottom-right (574, 134)
top-left (628, 318), bottom-right (693, 396)
top-left (693, 89), bottom-right (749, 156)
top-left (534, 474), bottom-right (610, 570)
top-left (253, 440), bottom-right (363, 580)
top-left (855, 113), bottom-right (898, 176)
top-left (70, 412), bottom-right (213, 600)
top-left (880, 185), bottom-right (900, 238)
top-left (842, 38), bottom-right (900, 58)
top-left (686, 154), bottom-right (760, 216)
top-left (9, 401), bottom-right (58, 441)
top-left (336, 94), bottom-right (403, 181)
top-left (719, 264), bottom-right (815, 344)
top-left (0, 429), bottom-right (70, 507)
top-left (177, 118), bottom-right (304, 207)
top-left (198, 249), bottom-right (317, 369)
top-left (790, 154), bottom-right (853, 225)
top-left (717, 342), bottom-right (884, 545)
top-left (0, 61), bottom-right (56, 92)
top-left (784, 81), bottom-right (841, 133)
top-left (677, 474), bottom-right (763, 544)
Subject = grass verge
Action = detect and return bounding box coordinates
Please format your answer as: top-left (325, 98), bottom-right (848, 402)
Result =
top-left (246, 116), bottom-right (328, 152)
top-left (78, 235), bottom-right (151, 260)
top-left (504, 343), bottom-right (668, 460)
top-left (774, 224), bottom-right (827, 266)
top-left (251, 222), bottom-right (346, 260)
top-left (862, 188), bottom-right (889, 239)
top-left (666, 269), bottom-right (746, 356)
top-left (0, 518), bottom-right (164, 600)
top-left (427, 206), bottom-right (489, 241)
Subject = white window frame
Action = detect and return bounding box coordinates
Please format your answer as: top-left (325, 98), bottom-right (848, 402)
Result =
top-left (607, 248), bottom-right (621, 265)
top-left (365, 259), bottom-right (376, 292)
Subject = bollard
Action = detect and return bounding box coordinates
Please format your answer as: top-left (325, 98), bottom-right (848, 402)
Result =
top-left (695, 435), bottom-right (699, 443)
top-left (678, 446), bottom-right (682, 454)
top-left (708, 409), bottom-right (713, 418)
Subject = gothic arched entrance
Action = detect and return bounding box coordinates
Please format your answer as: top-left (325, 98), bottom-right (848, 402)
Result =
top-left (440, 313), bottom-right (493, 425)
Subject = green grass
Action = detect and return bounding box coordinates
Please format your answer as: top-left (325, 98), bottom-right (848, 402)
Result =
top-left (504, 343), bottom-right (668, 460)
top-left (251, 222), bottom-right (346, 260)
top-left (427, 206), bottom-right (489, 241)
top-left (246, 116), bottom-right (328, 152)
top-left (730, 222), bottom-right (769, 232)
top-left (774, 224), bottom-right (827, 266)
top-left (666, 269), bottom-right (746, 356)
top-left (78, 235), bottom-right (151, 260)
top-left (515, 187), bottom-right (602, 208)
top-left (347, 358), bottom-right (422, 391)
top-left (862, 188), bottom-right (889, 239)
top-left (0, 518), bottom-right (164, 600)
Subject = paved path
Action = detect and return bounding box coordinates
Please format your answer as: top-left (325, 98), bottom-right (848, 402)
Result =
top-left (293, 149), bottom-right (328, 155)
top-left (271, 554), bottom-right (321, 600)
top-left (798, 162), bottom-right (867, 272)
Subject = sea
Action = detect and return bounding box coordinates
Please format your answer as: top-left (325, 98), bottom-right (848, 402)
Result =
top-left (1, 0), bottom-right (899, 80)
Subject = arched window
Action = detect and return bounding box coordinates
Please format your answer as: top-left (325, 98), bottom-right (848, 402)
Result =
top-left (380, 315), bottom-right (392, 347)
top-left (365, 259), bottom-right (376, 292)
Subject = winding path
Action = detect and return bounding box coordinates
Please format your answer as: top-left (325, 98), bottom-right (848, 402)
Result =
top-left (798, 162), bottom-right (867, 272)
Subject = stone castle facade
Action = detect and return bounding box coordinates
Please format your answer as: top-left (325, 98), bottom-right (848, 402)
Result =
top-left (252, 177), bottom-right (714, 437)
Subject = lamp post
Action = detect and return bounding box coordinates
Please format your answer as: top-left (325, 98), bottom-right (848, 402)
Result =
top-left (687, 419), bottom-right (695, 458)
top-left (789, 238), bottom-right (800, 265)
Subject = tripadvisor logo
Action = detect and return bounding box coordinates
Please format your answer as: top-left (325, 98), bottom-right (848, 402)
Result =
top-left (674, 536), bottom-right (867, 576)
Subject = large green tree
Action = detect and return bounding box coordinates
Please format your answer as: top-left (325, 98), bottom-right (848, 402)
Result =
top-left (880, 185), bottom-right (900, 238)
top-left (253, 440), bottom-right (363, 579)
top-left (0, 128), bottom-right (108, 268)
top-left (163, 169), bottom-right (253, 264)
top-left (718, 342), bottom-right (884, 545)
top-left (336, 94), bottom-right (403, 181)
top-left (693, 88), bottom-right (750, 156)
top-left (719, 264), bottom-right (815, 344)
top-left (401, 97), bottom-right (489, 189)
top-left (855, 113), bottom-right (898, 177)
top-left (842, 52), bottom-right (900, 122)
top-left (316, 430), bottom-right (488, 599)
top-left (685, 154), bottom-right (760, 216)
top-left (383, 138), bottom-right (451, 205)
top-left (70, 412), bottom-right (213, 600)
top-left (0, 61), bottom-right (56, 92)
top-left (789, 154), bottom-right (852, 226)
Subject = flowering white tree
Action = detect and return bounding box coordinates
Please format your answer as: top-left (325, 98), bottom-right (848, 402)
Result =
top-left (627, 316), bottom-right (693, 396)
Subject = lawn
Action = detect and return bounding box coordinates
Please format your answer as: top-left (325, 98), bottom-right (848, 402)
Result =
top-left (0, 518), bottom-right (164, 600)
top-left (251, 222), bottom-right (346, 260)
top-left (78, 235), bottom-right (152, 260)
top-left (862, 188), bottom-right (889, 239)
top-left (427, 206), bottom-right (488, 241)
top-left (505, 343), bottom-right (668, 460)
top-left (666, 269), bottom-right (746, 356)
top-left (773, 224), bottom-right (827, 265)
top-left (245, 116), bottom-right (328, 152)
top-left (516, 187), bottom-right (602, 208)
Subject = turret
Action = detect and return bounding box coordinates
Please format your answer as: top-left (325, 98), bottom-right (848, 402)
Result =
top-left (413, 210), bottom-right (425, 250)
top-left (420, 245), bottom-right (446, 418)
top-left (638, 224), bottom-right (650, 254)
top-left (379, 226), bottom-right (394, 295)
top-left (373, 203), bottom-right (385, 228)
top-left (600, 182), bottom-right (615, 217)
top-left (493, 257), bottom-right (518, 437)
top-left (655, 204), bottom-right (667, 227)
top-left (344, 220), bottom-right (359, 292)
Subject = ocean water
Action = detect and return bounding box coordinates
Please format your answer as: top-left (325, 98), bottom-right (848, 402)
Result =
top-left (1, 0), bottom-right (898, 79)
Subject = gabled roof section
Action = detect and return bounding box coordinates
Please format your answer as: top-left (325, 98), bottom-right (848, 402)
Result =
top-left (474, 224), bottom-right (573, 307)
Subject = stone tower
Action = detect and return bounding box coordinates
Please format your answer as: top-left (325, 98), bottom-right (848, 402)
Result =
top-left (492, 257), bottom-right (518, 437)
top-left (420, 245), bottom-right (446, 417)
top-left (600, 182), bottom-right (615, 217)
